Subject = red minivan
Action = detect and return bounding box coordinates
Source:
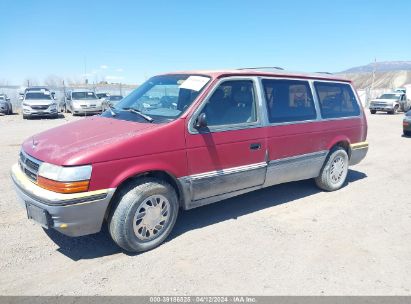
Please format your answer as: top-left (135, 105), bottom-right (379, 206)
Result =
top-left (11, 69), bottom-right (368, 252)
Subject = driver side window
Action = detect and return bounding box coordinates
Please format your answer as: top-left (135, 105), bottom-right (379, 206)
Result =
top-left (200, 80), bottom-right (257, 127)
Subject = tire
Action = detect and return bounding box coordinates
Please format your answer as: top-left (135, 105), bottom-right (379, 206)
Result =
top-left (404, 130), bottom-right (411, 137)
top-left (370, 110), bottom-right (376, 114)
top-left (23, 114), bottom-right (28, 119)
top-left (108, 178), bottom-right (179, 253)
top-left (8, 105), bottom-right (13, 115)
top-left (389, 105), bottom-right (399, 115)
top-left (315, 147), bottom-right (349, 192)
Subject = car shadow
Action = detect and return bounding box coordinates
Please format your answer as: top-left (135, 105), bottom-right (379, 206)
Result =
top-left (46, 169), bottom-right (367, 261)
top-left (25, 114), bottom-right (66, 120)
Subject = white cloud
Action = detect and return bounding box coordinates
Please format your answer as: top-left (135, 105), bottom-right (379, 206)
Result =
top-left (100, 65), bottom-right (108, 69)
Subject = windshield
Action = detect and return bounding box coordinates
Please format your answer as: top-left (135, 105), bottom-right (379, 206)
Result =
top-left (0, 96), bottom-right (5, 100)
top-left (25, 92), bottom-right (52, 100)
top-left (97, 93), bottom-right (108, 98)
top-left (102, 74), bottom-right (211, 122)
top-left (72, 92), bottom-right (97, 100)
top-left (379, 94), bottom-right (400, 99)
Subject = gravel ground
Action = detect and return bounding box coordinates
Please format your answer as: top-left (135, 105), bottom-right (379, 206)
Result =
top-left (0, 111), bottom-right (410, 295)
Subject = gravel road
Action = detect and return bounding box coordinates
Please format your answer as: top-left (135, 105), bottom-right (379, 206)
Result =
top-left (0, 112), bottom-right (410, 295)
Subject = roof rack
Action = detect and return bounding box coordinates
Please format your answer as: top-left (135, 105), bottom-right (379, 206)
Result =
top-left (315, 71), bottom-right (333, 75)
top-left (237, 66), bottom-right (284, 71)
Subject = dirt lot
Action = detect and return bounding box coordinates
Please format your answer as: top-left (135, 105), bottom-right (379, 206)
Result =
top-left (0, 111), bottom-right (410, 295)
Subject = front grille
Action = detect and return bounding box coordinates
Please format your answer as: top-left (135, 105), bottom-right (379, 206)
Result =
top-left (31, 105), bottom-right (49, 110)
top-left (19, 150), bottom-right (42, 183)
top-left (373, 102), bottom-right (388, 107)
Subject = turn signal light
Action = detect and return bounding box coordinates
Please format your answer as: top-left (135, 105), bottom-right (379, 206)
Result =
top-left (37, 176), bottom-right (89, 194)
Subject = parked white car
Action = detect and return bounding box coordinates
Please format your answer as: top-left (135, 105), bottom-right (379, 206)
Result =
top-left (21, 89), bottom-right (59, 119)
top-left (64, 90), bottom-right (102, 115)
top-left (369, 92), bottom-right (410, 114)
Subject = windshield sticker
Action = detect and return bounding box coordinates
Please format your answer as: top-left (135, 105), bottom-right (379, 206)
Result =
top-left (179, 76), bottom-right (209, 91)
top-left (44, 91), bottom-right (50, 95)
top-left (87, 92), bottom-right (93, 95)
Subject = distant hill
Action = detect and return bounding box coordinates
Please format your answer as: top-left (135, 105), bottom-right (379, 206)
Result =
top-left (338, 61), bottom-right (411, 89)
top-left (339, 70), bottom-right (411, 89)
top-left (341, 61), bottom-right (411, 74)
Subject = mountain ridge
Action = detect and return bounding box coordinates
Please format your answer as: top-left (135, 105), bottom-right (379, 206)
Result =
top-left (340, 61), bottom-right (411, 74)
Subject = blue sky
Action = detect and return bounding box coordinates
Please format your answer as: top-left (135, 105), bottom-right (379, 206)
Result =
top-left (1, 0), bottom-right (410, 85)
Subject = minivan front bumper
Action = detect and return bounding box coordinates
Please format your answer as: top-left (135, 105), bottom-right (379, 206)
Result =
top-left (10, 163), bottom-right (115, 237)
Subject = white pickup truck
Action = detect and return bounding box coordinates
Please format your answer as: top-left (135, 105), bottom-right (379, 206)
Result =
top-left (369, 91), bottom-right (410, 114)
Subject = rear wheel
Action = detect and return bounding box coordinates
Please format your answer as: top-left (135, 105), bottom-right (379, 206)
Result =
top-left (108, 178), bottom-right (179, 253)
top-left (404, 130), bottom-right (411, 137)
top-left (370, 110), bottom-right (376, 114)
top-left (315, 147), bottom-right (349, 191)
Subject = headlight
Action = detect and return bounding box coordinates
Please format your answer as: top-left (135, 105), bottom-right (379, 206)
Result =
top-left (37, 163), bottom-right (92, 193)
top-left (39, 163), bottom-right (92, 181)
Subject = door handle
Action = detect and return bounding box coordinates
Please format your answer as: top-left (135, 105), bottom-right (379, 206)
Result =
top-left (250, 143), bottom-right (261, 150)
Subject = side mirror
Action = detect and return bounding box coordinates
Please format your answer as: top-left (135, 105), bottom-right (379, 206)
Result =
top-left (6, 98), bottom-right (10, 101)
top-left (194, 113), bottom-right (208, 129)
top-left (19, 96), bottom-right (24, 101)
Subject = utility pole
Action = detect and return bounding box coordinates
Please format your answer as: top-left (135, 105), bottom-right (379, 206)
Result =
top-left (84, 56), bottom-right (88, 87)
top-left (367, 58), bottom-right (377, 108)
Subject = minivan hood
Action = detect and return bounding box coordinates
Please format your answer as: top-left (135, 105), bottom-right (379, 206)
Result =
top-left (22, 116), bottom-right (159, 166)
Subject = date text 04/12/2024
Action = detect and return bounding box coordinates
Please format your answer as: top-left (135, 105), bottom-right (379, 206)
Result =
top-left (149, 296), bottom-right (257, 303)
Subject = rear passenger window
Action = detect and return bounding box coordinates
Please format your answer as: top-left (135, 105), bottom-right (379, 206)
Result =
top-left (262, 79), bottom-right (317, 123)
top-left (201, 80), bottom-right (257, 127)
top-left (314, 82), bottom-right (360, 119)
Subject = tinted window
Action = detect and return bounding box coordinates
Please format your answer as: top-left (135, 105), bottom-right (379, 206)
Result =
top-left (262, 79), bottom-right (316, 123)
top-left (314, 82), bottom-right (360, 118)
top-left (25, 92), bottom-right (52, 100)
top-left (200, 80), bottom-right (257, 127)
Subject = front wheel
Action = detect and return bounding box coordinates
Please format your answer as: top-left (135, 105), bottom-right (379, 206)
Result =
top-left (370, 110), bottom-right (376, 114)
top-left (404, 130), bottom-right (411, 137)
top-left (108, 178), bottom-right (179, 253)
top-left (389, 105), bottom-right (399, 115)
top-left (315, 147), bottom-right (349, 191)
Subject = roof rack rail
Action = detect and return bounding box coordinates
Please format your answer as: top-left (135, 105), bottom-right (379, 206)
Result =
top-left (237, 66), bottom-right (284, 71)
top-left (315, 71), bottom-right (333, 75)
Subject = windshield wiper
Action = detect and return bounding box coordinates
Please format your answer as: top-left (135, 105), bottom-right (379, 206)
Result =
top-left (106, 104), bottom-right (116, 116)
top-left (121, 107), bottom-right (154, 122)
